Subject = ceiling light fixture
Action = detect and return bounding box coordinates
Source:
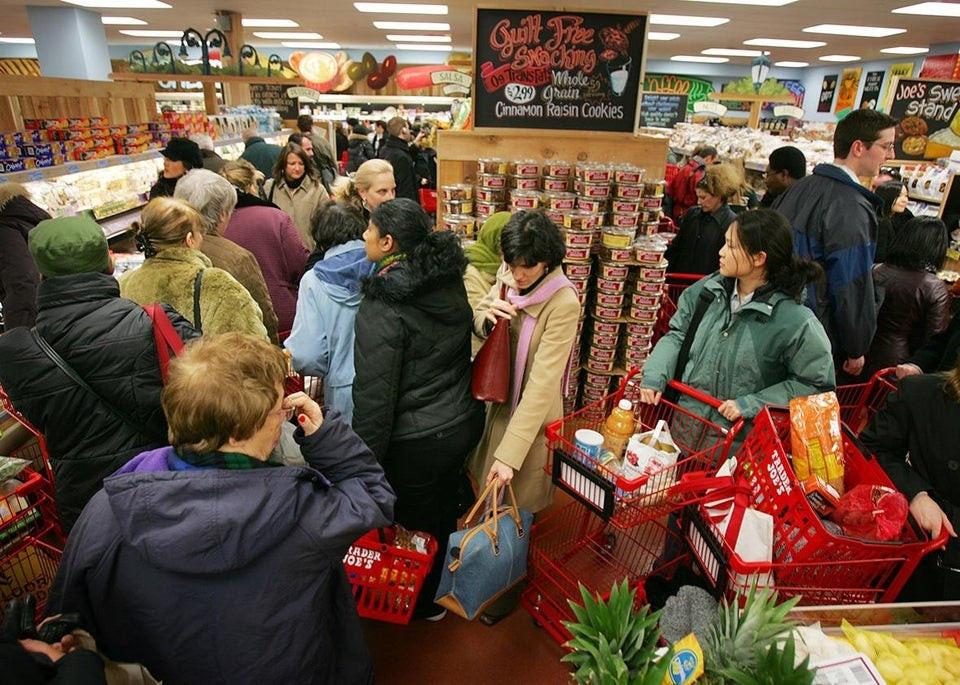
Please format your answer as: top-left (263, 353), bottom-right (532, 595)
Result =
top-left (395, 44), bottom-right (453, 51)
top-left (775, 61), bottom-right (809, 67)
top-left (281, 41), bottom-right (342, 49)
top-left (744, 38), bottom-right (826, 48)
top-left (702, 48), bottom-right (762, 56)
top-left (355, 2), bottom-right (448, 13)
top-left (803, 24), bottom-right (906, 37)
top-left (670, 55), bottom-right (729, 63)
top-left (880, 46), bottom-right (930, 54)
top-left (118, 29), bottom-right (182, 37)
top-left (253, 32), bottom-right (323, 39)
top-left (650, 14), bottom-right (729, 27)
top-left (384, 34), bottom-right (451, 42)
top-left (101, 16), bottom-right (146, 24)
top-left (0, 37), bottom-right (36, 44)
top-left (60, 0), bottom-right (171, 8)
top-left (241, 19), bottom-right (300, 28)
top-left (681, 0), bottom-right (796, 4)
top-left (373, 21), bottom-right (450, 30)
top-left (648, 32), bottom-right (681, 40)
top-left (820, 54), bottom-right (861, 62)
top-left (893, 2), bottom-right (960, 17)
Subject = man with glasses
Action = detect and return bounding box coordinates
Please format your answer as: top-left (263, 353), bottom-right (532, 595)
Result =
top-left (760, 145), bottom-right (806, 207)
top-left (774, 109), bottom-right (896, 380)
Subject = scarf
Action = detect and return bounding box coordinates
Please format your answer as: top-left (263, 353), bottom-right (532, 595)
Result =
top-left (284, 174), bottom-right (306, 190)
top-left (375, 252), bottom-right (407, 275)
top-left (503, 265), bottom-right (577, 414)
top-left (464, 211), bottom-right (511, 276)
top-left (175, 448), bottom-right (280, 470)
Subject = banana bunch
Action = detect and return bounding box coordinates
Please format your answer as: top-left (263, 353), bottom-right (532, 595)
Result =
top-left (841, 619), bottom-right (960, 684)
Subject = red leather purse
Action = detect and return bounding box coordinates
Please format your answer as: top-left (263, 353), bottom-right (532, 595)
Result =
top-left (471, 285), bottom-right (511, 403)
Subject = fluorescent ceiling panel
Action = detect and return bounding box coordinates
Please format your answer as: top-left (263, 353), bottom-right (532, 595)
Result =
top-left (373, 21), bottom-right (450, 30)
top-left (395, 44), bottom-right (453, 51)
top-left (242, 19), bottom-right (300, 28)
top-left (101, 16), bottom-right (146, 24)
top-left (893, 2), bottom-right (960, 16)
top-left (253, 32), bottom-right (323, 39)
top-left (355, 3), bottom-right (448, 13)
top-left (880, 46), bottom-right (930, 54)
top-left (650, 14), bottom-right (729, 27)
top-left (820, 54), bottom-right (861, 62)
top-left (281, 42), bottom-right (342, 49)
top-left (680, 0), bottom-right (796, 4)
top-left (61, 0), bottom-right (170, 7)
top-left (671, 55), bottom-right (729, 63)
top-left (119, 29), bottom-right (182, 37)
top-left (775, 61), bottom-right (809, 67)
top-left (804, 24), bottom-right (906, 37)
top-left (702, 48), bottom-right (762, 56)
top-left (385, 34), bottom-right (450, 42)
top-left (0, 37), bottom-right (35, 43)
top-left (744, 38), bottom-right (826, 48)
top-left (648, 32), bottom-right (681, 40)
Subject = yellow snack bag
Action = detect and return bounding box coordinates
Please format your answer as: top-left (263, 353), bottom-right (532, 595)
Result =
top-left (662, 633), bottom-right (704, 685)
top-left (789, 392), bottom-right (844, 494)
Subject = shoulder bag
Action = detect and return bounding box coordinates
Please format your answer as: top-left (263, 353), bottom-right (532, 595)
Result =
top-left (662, 287), bottom-right (714, 403)
top-left (471, 284), bottom-right (510, 403)
top-left (142, 304), bottom-right (186, 383)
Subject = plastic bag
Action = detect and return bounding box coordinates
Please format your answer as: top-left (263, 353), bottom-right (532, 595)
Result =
top-left (789, 392), bottom-right (844, 494)
top-left (0, 456), bottom-right (29, 481)
top-left (622, 419), bottom-right (681, 502)
top-left (829, 484), bottom-right (908, 541)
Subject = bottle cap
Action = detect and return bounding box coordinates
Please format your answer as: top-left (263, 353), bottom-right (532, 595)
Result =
top-left (618, 399), bottom-right (632, 411)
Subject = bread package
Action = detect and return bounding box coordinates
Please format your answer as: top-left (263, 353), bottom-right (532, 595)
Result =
top-left (788, 392), bottom-right (844, 494)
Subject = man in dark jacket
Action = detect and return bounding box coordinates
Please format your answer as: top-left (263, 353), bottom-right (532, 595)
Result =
top-left (0, 215), bottom-right (198, 532)
top-left (239, 127), bottom-right (283, 177)
top-left (0, 183), bottom-right (49, 330)
top-left (774, 109), bottom-right (896, 379)
top-left (379, 117), bottom-right (420, 202)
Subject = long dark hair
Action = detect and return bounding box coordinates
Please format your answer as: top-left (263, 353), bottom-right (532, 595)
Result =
top-left (271, 142), bottom-right (317, 185)
top-left (310, 200), bottom-right (365, 259)
top-left (885, 216), bottom-right (948, 272)
top-left (370, 198), bottom-right (465, 272)
top-left (736, 209), bottom-right (823, 300)
top-left (875, 181), bottom-right (905, 218)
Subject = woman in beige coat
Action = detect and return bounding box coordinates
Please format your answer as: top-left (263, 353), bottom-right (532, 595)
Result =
top-left (263, 142), bottom-right (330, 252)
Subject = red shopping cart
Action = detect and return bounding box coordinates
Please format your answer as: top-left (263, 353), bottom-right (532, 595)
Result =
top-left (684, 405), bottom-right (947, 607)
top-left (1, 384), bottom-right (54, 488)
top-left (521, 500), bottom-right (687, 645)
top-left (546, 371), bottom-right (742, 528)
top-left (653, 273), bottom-right (703, 345)
top-left (835, 367), bottom-right (897, 435)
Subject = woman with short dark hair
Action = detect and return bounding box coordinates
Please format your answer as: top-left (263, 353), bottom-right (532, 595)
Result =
top-left (865, 216), bottom-right (950, 376)
top-left (874, 180), bottom-right (913, 263)
top-left (264, 142), bottom-right (330, 252)
top-left (352, 198), bottom-right (484, 620)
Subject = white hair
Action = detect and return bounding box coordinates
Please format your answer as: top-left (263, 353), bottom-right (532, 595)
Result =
top-left (189, 133), bottom-right (214, 151)
top-left (173, 169), bottom-right (238, 234)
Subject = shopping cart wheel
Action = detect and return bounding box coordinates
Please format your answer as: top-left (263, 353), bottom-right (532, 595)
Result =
top-left (604, 531), bottom-right (616, 552)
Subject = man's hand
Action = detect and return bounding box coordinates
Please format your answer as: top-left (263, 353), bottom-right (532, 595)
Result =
top-left (842, 356), bottom-right (865, 376)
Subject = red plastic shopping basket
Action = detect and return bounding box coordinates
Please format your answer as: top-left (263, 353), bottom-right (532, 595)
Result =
top-left (652, 273), bottom-right (703, 346)
top-left (521, 500), bottom-right (687, 645)
top-left (546, 372), bottom-right (742, 528)
top-left (684, 405), bottom-right (947, 606)
top-left (835, 367), bottom-right (897, 435)
top-left (342, 526), bottom-right (438, 625)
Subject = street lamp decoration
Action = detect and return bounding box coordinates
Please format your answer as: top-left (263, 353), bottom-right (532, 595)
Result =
top-left (238, 44), bottom-right (260, 76)
top-left (750, 52), bottom-right (772, 93)
top-left (267, 54), bottom-right (283, 78)
top-left (152, 42), bottom-right (176, 74)
top-left (179, 27), bottom-right (231, 75)
top-left (128, 50), bottom-right (146, 72)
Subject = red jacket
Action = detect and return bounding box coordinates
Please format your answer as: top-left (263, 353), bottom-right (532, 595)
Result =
top-left (668, 157), bottom-right (707, 220)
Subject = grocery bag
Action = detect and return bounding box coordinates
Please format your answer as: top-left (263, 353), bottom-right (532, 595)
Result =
top-left (622, 419), bottom-right (682, 503)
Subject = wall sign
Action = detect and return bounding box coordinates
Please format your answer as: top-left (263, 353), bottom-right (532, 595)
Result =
top-left (639, 92), bottom-right (688, 128)
top-left (859, 71), bottom-right (885, 109)
top-left (834, 67), bottom-right (862, 114)
top-left (884, 77), bottom-right (960, 160)
top-left (818, 74), bottom-right (838, 113)
top-left (643, 73), bottom-right (712, 114)
top-left (474, 9), bottom-right (647, 131)
top-left (248, 83), bottom-right (298, 119)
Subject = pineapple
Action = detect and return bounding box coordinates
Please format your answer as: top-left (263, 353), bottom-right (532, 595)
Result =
top-left (562, 580), bottom-right (673, 685)
top-left (701, 585), bottom-right (813, 685)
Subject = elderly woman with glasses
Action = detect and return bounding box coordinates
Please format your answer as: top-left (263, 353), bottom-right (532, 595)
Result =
top-left (47, 333), bottom-right (394, 684)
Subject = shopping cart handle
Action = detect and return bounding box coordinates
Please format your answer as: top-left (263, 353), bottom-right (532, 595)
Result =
top-left (924, 526), bottom-right (951, 556)
top-left (664, 380), bottom-right (723, 409)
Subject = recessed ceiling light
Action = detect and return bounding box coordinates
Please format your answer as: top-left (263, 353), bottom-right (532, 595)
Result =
top-left (820, 54), bottom-right (861, 62)
top-left (280, 41), bottom-right (342, 49)
top-left (775, 61), bottom-right (809, 67)
top-left (650, 14), bottom-right (729, 27)
top-left (702, 48), bottom-right (762, 56)
top-left (671, 55), bottom-right (729, 63)
top-left (744, 38), bottom-right (826, 48)
top-left (893, 2), bottom-right (960, 17)
top-left (118, 29), bottom-right (182, 37)
top-left (61, 0), bottom-right (171, 8)
top-left (0, 37), bottom-right (35, 44)
top-left (385, 34), bottom-right (450, 42)
top-left (355, 2), bottom-right (448, 13)
top-left (242, 19), bottom-right (300, 28)
top-left (101, 16), bottom-right (146, 24)
top-left (648, 32), bottom-right (681, 41)
top-left (373, 21), bottom-right (449, 30)
top-left (253, 32), bottom-right (323, 39)
top-left (680, 0), bottom-right (797, 4)
top-left (804, 24), bottom-right (906, 37)
top-left (880, 46), bottom-right (930, 54)
top-left (395, 44), bottom-right (453, 51)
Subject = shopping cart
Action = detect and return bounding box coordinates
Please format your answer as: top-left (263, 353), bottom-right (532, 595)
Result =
top-left (0, 536), bottom-right (63, 624)
top-left (653, 273), bottom-right (703, 345)
top-left (342, 526), bottom-right (438, 625)
top-left (1, 385), bottom-right (53, 485)
top-left (521, 500), bottom-right (687, 645)
top-left (546, 372), bottom-right (742, 528)
top-left (835, 367), bottom-right (897, 435)
top-left (684, 405), bottom-right (948, 606)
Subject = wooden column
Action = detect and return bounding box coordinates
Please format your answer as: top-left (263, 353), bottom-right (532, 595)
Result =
top-left (217, 10), bottom-right (250, 108)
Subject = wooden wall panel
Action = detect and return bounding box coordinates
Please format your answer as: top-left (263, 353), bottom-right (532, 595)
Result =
top-left (0, 76), bottom-right (157, 130)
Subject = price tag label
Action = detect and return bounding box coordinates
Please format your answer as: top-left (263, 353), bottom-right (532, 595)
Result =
top-left (504, 83), bottom-right (536, 104)
top-left (95, 160), bottom-right (109, 169)
top-left (118, 155), bottom-right (132, 164)
top-left (65, 163), bottom-right (81, 175)
top-left (26, 170), bottom-right (45, 182)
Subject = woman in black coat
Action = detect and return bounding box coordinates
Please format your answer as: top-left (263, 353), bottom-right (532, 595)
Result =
top-left (351, 198), bottom-right (484, 620)
top-left (665, 163), bottom-right (740, 275)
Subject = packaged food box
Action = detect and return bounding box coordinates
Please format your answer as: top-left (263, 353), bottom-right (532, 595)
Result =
top-left (0, 145), bottom-right (20, 159)
top-left (0, 157), bottom-right (33, 173)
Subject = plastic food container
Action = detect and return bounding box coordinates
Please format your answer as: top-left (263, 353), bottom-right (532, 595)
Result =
top-left (635, 237), bottom-right (668, 264)
top-left (513, 159), bottom-right (541, 177)
top-left (615, 183), bottom-right (645, 199)
top-left (641, 196), bottom-right (664, 210)
top-left (475, 201), bottom-right (501, 218)
top-left (629, 305), bottom-right (659, 322)
top-left (577, 163), bottom-right (612, 183)
top-left (576, 197), bottom-right (607, 213)
top-left (639, 264), bottom-right (667, 280)
top-left (639, 209), bottom-right (661, 222)
top-left (477, 158), bottom-right (508, 174)
top-left (593, 320), bottom-right (622, 336)
top-left (542, 176), bottom-right (572, 191)
top-left (601, 226), bottom-right (636, 248)
top-left (599, 261), bottom-right (630, 280)
top-left (623, 345), bottom-right (652, 364)
top-left (563, 228), bottom-right (594, 247)
top-left (610, 212), bottom-right (641, 229)
top-left (614, 165), bottom-right (644, 184)
top-left (543, 191), bottom-right (577, 211)
top-left (586, 356), bottom-right (616, 374)
top-left (591, 331), bottom-right (620, 348)
top-left (564, 261), bottom-right (593, 278)
top-left (612, 199), bottom-right (642, 213)
top-left (599, 245), bottom-right (633, 262)
top-left (643, 179), bottom-right (666, 197)
top-left (582, 383), bottom-right (608, 401)
top-left (626, 322), bottom-right (655, 337)
top-left (631, 291), bottom-right (660, 308)
top-left (443, 213), bottom-right (476, 237)
top-left (596, 277), bottom-right (626, 294)
top-left (634, 279), bottom-right (665, 296)
top-left (565, 245), bottom-right (591, 261)
top-left (475, 186), bottom-right (505, 203)
top-left (477, 173), bottom-right (507, 189)
top-left (546, 160), bottom-right (573, 178)
top-left (625, 332), bottom-right (654, 349)
top-left (593, 303), bottom-right (624, 320)
top-left (563, 210), bottom-right (603, 230)
top-left (510, 175), bottom-right (541, 191)
top-left (443, 200), bottom-right (473, 215)
top-left (575, 289), bottom-right (590, 305)
top-left (589, 344), bottom-right (618, 362)
top-left (585, 371), bottom-right (613, 388)
top-left (580, 181), bottom-right (612, 199)
top-left (568, 276), bottom-right (591, 293)
top-left (638, 221), bottom-right (660, 236)
top-left (510, 189), bottom-right (542, 210)
top-left (441, 184), bottom-right (473, 201)
top-left (595, 290), bottom-right (626, 308)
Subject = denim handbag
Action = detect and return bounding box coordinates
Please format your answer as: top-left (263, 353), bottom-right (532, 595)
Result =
top-left (434, 480), bottom-right (533, 620)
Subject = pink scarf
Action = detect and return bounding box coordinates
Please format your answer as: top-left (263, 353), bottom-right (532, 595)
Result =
top-left (504, 267), bottom-right (577, 415)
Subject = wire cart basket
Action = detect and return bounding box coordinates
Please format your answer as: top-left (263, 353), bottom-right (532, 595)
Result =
top-left (835, 367), bottom-right (897, 435)
top-left (546, 372), bottom-right (742, 528)
top-left (342, 526), bottom-right (438, 625)
top-left (684, 405), bottom-right (947, 606)
top-left (653, 272), bottom-right (703, 345)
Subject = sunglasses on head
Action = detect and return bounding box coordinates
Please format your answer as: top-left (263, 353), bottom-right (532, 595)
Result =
top-left (879, 166), bottom-right (902, 180)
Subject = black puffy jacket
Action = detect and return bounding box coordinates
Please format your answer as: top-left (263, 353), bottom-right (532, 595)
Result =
top-left (0, 272), bottom-right (199, 532)
top-left (0, 184), bottom-right (50, 330)
top-left (352, 233), bottom-right (481, 461)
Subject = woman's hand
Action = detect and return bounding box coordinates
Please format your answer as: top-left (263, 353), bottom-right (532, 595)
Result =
top-left (486, 459), bottom-right (515, 486)
top-left (910, 492), bottom-right (957, 539)
top-left (638, 388), bottom-right (662, 405)
top-left (484, 298), bottom-right (517, 327)
top-left (285, 391), bottom-right (324, 436)
top-left (896, 363), bottom-right (922, 379)
top-left (842, 356), bottom-right (865, 376)
top-left (717, 400), bottom-right (742, 422)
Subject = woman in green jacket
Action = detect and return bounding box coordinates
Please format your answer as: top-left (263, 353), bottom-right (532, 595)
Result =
top-left (640, 208), bottom-right (835, 429)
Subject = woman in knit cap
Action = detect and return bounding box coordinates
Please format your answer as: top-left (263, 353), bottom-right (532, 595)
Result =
top-left (463, 211), bottom-right (510, 357)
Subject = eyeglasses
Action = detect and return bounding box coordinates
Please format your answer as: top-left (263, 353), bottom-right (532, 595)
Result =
top-left (764, 168), bottom-right (782, 177)
top-left (868, 140), bottom-right (896, 152)
top-left (272, 405), bottom-right (295, 421)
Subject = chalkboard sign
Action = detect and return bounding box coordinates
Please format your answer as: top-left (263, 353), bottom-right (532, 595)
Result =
top-left (885, 77), bottom-right (960, 160)
top-left (249, 83), bottom-right (298, 120)
top-left (474, 9), bottom-right (647, 131)
top-left (639, 92), bottom-right (687, 128)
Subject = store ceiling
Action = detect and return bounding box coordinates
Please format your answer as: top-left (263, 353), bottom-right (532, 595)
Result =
top-left (0, 1), bottom-right (958, 68)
